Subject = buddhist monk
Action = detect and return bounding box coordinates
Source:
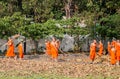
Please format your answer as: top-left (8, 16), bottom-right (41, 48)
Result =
top-left (18, 42), bottom-right (24, 59)
top-left (98, 40), bottom-right (103, 56)
top-left (111, 40), bottom-right (115, 46)
top-left (89, 40), bottom-right (97, 63)
top-left (111, 40), bottom-right (117, 48)
top-left (116, 40), bottom-right (120, 65)
top-left (6, 37), bottom-right (15, 58)
top-left (51, 37), bottom-right (58, 61)
top-left (45, 40), bottom-right (51, 56)
top-left (110, 46), bottom-right (116, 65)
top-left (107, 41), bottom-right (111, 56)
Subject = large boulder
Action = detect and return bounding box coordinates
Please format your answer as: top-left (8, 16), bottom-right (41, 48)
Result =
top-left (60, 34), bottom-right (74, 52)
top-left (0, 39), bottom-right (7, 54)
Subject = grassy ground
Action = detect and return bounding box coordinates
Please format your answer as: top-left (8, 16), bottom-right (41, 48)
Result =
top-left (0, 73), bottom-right (75, 79)
top-left (0, 72), bottom-right (116, 79)
top-left (0, 70), bottom-right (81, 79)
top-left (0, 54), bottom-right (119, 79)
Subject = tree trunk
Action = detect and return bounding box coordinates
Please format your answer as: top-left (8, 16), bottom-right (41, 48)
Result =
top-left (17, 0), bottom-right (23, 11)
top-left (64, 0), bottom-right (72, 19)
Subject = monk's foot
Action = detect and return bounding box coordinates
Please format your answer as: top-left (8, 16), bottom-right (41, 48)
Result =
top-left (14, 56), bottom-right (17, 60)
top-left (90, 61), bottom-right (93, 64)
top-left (107, 63), bottom-right (111, 66)
top-left (90, 62), bottom-right (93, 64)
top-left (116, 62), bottom-right (120, 66)
top-left (19, 58), bottom-right (23, 60)
top-left (54, 59), bottom-right (58, 62)
top-left (49, 57), bottom-right (53, 61)
top-left (8, 57), bottom-right (11, 59)
top-left (111, 64), bottom-right (116, 66)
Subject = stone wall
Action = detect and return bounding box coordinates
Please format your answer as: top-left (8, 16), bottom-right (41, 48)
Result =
top-left (0, 35), bottom-right (108, 54)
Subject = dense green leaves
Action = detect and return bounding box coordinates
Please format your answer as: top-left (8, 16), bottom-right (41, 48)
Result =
top-left (96, 14), bottom-right (120, 39)
top-left (0, 0), bottom-right (119, 40)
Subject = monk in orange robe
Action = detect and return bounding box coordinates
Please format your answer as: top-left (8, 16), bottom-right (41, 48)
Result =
top-left (89, 40), bottom-right (97, 63)
top-left (18, 42), bottom-right (24, 59)
top-left (110, 46), bottom-right (116, 65)
top-left (111, 40), bottom-right (115, 47)
top-left (116, 40), bottom-right (120, 65)
top-left (98, 40), bottom-right (103, 56)
top-left (45, 40), bottom-right (51, 56)
top-left (111, 40), bottom-right (117, 49)
top-left (6, 37), bottom-right (15, 58)
top-left (51, 37), bottom-right (58, 61)
top-left (107, 41), bottom-right (111, 56)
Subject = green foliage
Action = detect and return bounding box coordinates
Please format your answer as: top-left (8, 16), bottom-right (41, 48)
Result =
top-left (0, 0), bottom-right (120, 39)
top-left (43, 19), bottom-right (64, 36)
top-left (0, 16), bottom-right (11, 38)
top-left (21, 19), bottom-right (64, 40)
top-left (96, 14), bottom-right (120, 39)
top-left (0, 12), bottom-right (31, 39)
top-left (22, 0), bottom-right (55, 23)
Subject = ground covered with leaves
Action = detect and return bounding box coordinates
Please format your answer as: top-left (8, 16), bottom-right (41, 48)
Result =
top-left (0, 53), bottom-right (120, 79)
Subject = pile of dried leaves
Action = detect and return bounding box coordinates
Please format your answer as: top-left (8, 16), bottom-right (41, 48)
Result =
top-left (0, 53), bottom-right (119, 78)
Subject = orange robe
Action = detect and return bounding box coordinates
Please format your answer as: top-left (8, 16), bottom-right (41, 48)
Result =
top-left (107, 43), bottom-right (111, 56)
top-left (112, 41), bottom-right (117, 51)
top-left (45, 42), bottom-right (51, 55)
top-left (111, 41), bottom-right (116, 47)
top-left (110, 48), bottom-right (116, 65)
top-left (90, 43), bottom-right (96, 61)
top-left (51, 42), bottom-right (58, 59)
top-left (98, 43), bottom-right (103, 56)
top-left (116, 43), bottom-right (120, 61)
top-left (6, 40), bottom-right (15, 57)
top-left (18, 43), bottom-right (24, 58)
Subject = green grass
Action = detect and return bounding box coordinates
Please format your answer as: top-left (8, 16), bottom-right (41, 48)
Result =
top-left (0, 72), bottom-right (77, 79)
top-left (0, 73), bottom-right (118, 79)
top-left (0, 74), bottom-right (78, 79)
top-left (84, 75), bottom-right (115, 79)
top-left (0, 71), bottom-right (119, 79)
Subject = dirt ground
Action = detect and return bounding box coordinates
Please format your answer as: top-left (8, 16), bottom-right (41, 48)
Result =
top-left (0, 53), bottom-right (120, 79)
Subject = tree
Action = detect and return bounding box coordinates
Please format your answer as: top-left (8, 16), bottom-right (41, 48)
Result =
top-left (0, 0), bottom-right (120, 53)
top-left (22, 0), bottom-right (55, 23)
top-left (0, 12), bottom-right (31, 39)
top-left (96, 14), bottom-right (120, 40)
top-left (20, 19), bottom-right (64, 53)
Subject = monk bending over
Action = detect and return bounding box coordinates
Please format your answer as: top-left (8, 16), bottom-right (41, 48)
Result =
top-left (51, 37), bottom-right (58, 61)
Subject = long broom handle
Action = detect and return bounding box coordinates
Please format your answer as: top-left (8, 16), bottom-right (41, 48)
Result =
top-left (58, 48), bottom-right (65, 54)
top-left (0, 43), bottom-right (7, 48)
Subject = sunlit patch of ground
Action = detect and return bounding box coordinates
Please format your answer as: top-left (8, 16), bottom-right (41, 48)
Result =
top-left (0, 53), bottom-right (119, 79)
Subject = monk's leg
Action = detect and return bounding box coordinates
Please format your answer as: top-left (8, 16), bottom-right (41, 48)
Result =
top-left (53, 54), bottom-right (58, 62)
top-left (90, 54), bottom-right (95, 64)
top-left (118, 56), bottom-right (120, 65)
